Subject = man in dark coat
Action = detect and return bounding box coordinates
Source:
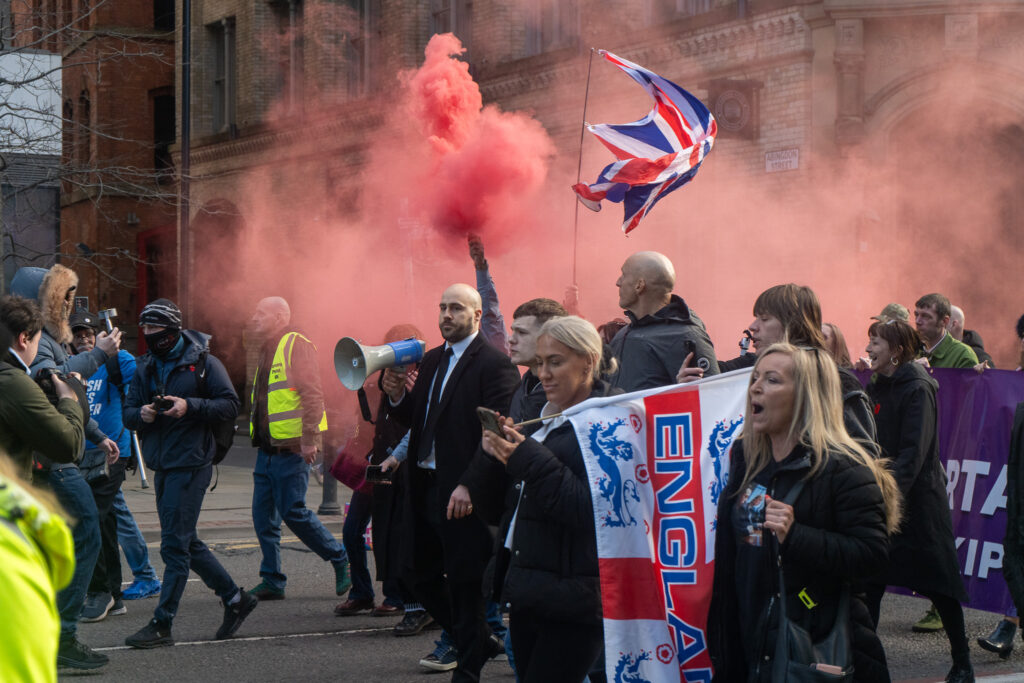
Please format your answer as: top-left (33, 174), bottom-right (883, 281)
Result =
top-left (123, 299), bottom-right (255, 648)
top-left (948, 305), bottom-right (994, 367)
top-left (382, 283), bottom-right (519, 682)
top-left (608, 251), bottom-right (718, 391)
top-left (1005, 403), bottom-right (1024, 617)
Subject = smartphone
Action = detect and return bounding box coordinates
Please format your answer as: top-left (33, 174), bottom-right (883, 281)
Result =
top-left (684, 340), bottom-right (712, 372)
top-left (365, 464), bottom-right (393, 484)
top-left (476, 406), bottom-right (506, 438)
top-left (810, 663), bottom-right (844, 675)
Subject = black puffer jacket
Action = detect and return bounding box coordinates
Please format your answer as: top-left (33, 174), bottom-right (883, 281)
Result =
top-left (499, 381), bottom-right (618, 625)
top-left (608, 295), bottom-right (719, 392)
top-left (1004, 403), bottom-right (1024, 614)
top-left (840, 367), bottom-right (880, 459)
top-left (708, 440), bottom-right (892, 682)
top-left (866, 362), bottom-right (967, 601)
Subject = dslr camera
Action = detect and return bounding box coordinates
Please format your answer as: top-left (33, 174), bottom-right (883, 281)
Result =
top-left (35, 367), bottom-right (90, 420)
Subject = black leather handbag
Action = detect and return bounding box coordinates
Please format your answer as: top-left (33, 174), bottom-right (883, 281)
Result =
top-left (771, 479), bottom-right (854, 681)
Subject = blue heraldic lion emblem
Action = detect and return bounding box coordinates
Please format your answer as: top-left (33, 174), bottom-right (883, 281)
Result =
top-left (707, 417), bottom-right (743, 529)
top-left (589, 420), bottom-right (641, 528)
top-left (615, 651), bottom-right (652, 683)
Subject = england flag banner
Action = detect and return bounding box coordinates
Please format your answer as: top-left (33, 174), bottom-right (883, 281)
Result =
top-left (564, 369), bottom-right (750, 683)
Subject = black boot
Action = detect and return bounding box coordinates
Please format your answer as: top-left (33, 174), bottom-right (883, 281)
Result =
top-left (977, 619), bottom-right (1017, 659)
top-left (945, 661), bottom-right (974, 683)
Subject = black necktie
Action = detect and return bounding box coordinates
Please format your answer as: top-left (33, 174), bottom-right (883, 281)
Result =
top-left (417, 347), bottom-right (453, 462)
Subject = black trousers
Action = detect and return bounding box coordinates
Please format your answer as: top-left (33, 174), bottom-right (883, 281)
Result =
top-left (88, 459), bottom-right (127, 598)
top-left (866, 584), bottom-right (970, 665)
top-left (510, 609), bottom-right (604, 683)
top-left (410, 468), bottom-right (489, 682)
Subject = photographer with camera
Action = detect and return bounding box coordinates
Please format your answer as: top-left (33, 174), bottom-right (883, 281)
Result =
top-left (0, 297), bottom-right (84, 476)
top-left (123, 299), bottom-right (253, 648)
top-left (69, 310), bottom-right (142, 623)
top-left (0, 295), bottom-right (108, 670)
top-left (8, 265), bottom-right (121, 671)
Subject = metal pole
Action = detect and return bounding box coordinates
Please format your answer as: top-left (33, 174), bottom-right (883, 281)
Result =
top-left (318, 449), bottom-right (341, 515)
top-left (178, 0), bottom-right (191, 321)
top-left (572, 48), bottom-right (596, 288)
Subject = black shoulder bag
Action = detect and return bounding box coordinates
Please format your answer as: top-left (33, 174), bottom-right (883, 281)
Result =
top-left (771, 478), bottom-right (854, 681)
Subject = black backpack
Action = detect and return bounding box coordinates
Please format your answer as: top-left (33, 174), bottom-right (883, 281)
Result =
top-left (193, 351), bottom-right (237, 465)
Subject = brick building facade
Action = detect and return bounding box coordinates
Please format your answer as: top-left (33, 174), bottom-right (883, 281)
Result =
top-left (175, 0), bottom-right (1024, 365)
top-left (8, 0), bottom-right (175, 345)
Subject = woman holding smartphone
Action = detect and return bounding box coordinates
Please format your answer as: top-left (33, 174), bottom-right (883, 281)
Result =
top-left (480, 316), bottom-right (618, 682)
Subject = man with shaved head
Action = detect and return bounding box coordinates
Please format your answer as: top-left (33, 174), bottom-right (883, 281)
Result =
top-left (382, 283), bottom-right (519, 681)
top-left (610, 251), bottom-right (719, 391)
top-left (947, 304), bottom-right (994, 368)
top-left (245, 296), bottom-right (352, 603)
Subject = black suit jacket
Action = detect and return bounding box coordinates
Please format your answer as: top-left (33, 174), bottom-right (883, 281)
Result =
top-left (390, 333), bottom-right (519, 582)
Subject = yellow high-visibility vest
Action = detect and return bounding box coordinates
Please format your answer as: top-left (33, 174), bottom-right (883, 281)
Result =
top-left (250, 332), bottom-right (328, 441)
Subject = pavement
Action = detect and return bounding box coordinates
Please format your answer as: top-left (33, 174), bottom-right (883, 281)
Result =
top-left (121, 436), bottom-right (351, 543)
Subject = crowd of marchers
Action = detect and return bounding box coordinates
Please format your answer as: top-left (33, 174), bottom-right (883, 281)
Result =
top-left (1, 240), bottom-right (1022, 683)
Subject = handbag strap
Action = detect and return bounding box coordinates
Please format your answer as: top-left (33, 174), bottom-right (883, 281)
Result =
top-left (772, 477), bottom-right (807, 620)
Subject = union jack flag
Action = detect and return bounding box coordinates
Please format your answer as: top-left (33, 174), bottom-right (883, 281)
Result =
top-left (573, 51), bottom-right (717, 234)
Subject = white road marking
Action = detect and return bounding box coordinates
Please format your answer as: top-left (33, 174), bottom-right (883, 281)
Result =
top-left (96, 626), bottom-right (393, 652)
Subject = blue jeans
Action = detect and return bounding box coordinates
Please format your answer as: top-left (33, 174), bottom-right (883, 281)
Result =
top-left (154, 465), bottom-right (238, 625)
top-left (46, 465), bottom-right (100, 637)
top-left (113, 489), bottom-right (159, 582)
top-left (342, 488), bottom-right (402, 605)
top-left (252, 449), bottom-right (347, 590)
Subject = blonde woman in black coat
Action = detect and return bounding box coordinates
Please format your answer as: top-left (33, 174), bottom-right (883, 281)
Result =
top-left (480, 316), bottom-right (616, 683)
top-left (863, 319), bottom-right (973, 682)
top-left (708, 344), bottom-right (901, 682)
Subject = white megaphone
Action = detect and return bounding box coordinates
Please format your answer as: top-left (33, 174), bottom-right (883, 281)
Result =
top-left (334, 337), bottom-right (427, 390)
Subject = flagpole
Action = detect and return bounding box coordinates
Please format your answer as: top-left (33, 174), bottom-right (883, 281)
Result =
top-left (572, 48), bottom-right (596, 289)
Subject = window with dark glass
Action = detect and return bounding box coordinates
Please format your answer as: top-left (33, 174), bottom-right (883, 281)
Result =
top-left (152, 92), bottom-right (174, 179)
top-left (525, 0), bottom-right (578, 55)
top-left (154, 0), bottom-right (174, 31)
top-left (429, 0), bottom-right (472, 58)
top-left (271, 0), bottom-right (304, 112)
top-left (209, 17), bottom-right (236, 133)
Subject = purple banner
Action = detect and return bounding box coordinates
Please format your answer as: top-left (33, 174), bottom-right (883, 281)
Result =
top-left (860, 369), bottom-right (1024, 614)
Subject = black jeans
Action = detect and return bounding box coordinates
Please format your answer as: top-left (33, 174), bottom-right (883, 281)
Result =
top-left (88, 458), bottom-right (127, 598)
top-left (410, 469), bottom-right (489, 683)
top-left (866, 585), bottom-right (970, 664)
top-left (509, 609), bottom-right (604, 683)
top-left (153, 465), bottom-right (238, 625)
top-left (342, 487), bottom-right (402, 605)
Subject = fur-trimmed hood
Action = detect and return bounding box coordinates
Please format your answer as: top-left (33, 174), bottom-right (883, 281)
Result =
top-left (10, 265), bottom-right (78, 344)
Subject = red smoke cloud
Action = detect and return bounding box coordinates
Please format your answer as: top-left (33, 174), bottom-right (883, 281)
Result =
top-left (403, 34), bottom-right (554, 250)
top-left (207, 23), bottom-right (1024, 439)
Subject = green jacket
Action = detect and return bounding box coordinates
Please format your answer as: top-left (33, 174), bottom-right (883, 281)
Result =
top-left (0, 352), bottom-right (84, 478)
top-left (924, 332), bottom-right (978, 369)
